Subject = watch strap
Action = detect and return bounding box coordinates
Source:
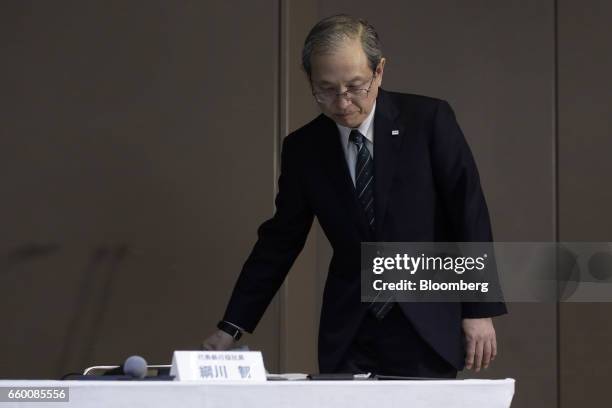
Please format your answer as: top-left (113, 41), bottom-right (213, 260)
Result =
top-left (217, 320), bottom-right (243, 341)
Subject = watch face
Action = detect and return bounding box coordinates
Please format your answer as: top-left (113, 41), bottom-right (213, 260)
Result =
top-left (232, 328), bottom-right (243, 341)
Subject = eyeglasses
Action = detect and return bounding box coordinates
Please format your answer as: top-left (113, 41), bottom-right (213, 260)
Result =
top-left (312, 73), bottom-right (376, 104)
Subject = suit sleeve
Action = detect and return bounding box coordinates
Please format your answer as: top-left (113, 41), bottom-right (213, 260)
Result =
top-left (222, 136), bottom-right (314, 332)
top-left (430, 100), bottom-right (507, 319)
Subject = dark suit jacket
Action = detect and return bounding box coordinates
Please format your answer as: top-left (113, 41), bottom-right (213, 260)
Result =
top-left (223, 89), bottom-right (507, 372)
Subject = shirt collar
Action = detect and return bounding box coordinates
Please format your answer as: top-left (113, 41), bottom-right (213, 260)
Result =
top-left (336, 101), bottom-right (376, 148)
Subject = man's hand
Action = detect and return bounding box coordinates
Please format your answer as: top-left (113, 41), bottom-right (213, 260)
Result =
top-left (462, 317), bottom-right (497, 372)
top-left (201, 330), bottom-right (236, 351)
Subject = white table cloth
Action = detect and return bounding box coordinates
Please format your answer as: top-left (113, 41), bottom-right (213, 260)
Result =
top-left (0, 378), bottom-right (515, 408)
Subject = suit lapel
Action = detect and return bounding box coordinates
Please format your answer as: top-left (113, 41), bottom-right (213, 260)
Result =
top-left (318, 116), bottom-right (374, 241)
top-left (373, 90), bottom-right (403, 240)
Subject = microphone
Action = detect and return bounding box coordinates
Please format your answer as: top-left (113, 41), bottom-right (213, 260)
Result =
top-left (61, 355), bottom-right (151, 380)
top-left (123, 355), bottom-right (148, 379)
top-left (101, 355), bottom-right (148, 378)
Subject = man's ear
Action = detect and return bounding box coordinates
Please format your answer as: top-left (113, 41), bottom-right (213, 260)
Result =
top-left (376, 58), bottom-right (386, 84)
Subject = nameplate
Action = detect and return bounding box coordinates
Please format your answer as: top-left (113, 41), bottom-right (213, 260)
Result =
top-left (170, 351), bottom-right (266, 382)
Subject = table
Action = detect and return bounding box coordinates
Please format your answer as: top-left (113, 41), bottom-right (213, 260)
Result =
top-left (0, 378), bottom-right (515, 407)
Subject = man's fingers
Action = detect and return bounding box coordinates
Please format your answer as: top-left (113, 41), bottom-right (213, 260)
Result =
top-left (473, 339), bottom-right (484, 372)
top-left (482, 340), bottom-right (492, 369)
top-left (491, 336), bottom-right (498, 360)
top-left (464, 338), bottom-right (476, 369)
top-left (463, 318), bottom-right (498, 372)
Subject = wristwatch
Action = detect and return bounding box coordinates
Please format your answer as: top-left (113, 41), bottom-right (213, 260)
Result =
top-left (217, 320), bottom-right (243, 341)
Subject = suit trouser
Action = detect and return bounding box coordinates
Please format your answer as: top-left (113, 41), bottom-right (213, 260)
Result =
top-left (334, 303), bottom-right (458, 378)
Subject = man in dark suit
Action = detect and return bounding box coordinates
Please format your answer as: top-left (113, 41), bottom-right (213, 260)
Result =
top-left (203, 14), bottom-right (506, 377)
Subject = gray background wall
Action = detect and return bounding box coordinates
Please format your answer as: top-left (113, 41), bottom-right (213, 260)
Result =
top-left (0, 0), bottom-right (283, 376)
top-left (1, 1), bottom-right (611, 407)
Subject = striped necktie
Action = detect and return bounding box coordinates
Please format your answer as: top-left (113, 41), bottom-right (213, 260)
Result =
top-left (349, 130), bottom-right (394, 320)
top-left (349, 130), bottom-right (375, 230)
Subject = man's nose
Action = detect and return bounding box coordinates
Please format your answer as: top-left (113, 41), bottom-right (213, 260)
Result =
top-left (335, 93), bottom-right (352, 110)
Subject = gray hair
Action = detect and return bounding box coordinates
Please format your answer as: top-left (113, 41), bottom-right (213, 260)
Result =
top-left (302, 14), bottom-right (383, 78)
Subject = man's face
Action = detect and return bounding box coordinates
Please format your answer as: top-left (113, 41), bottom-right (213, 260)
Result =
top-left (310, 38), bottom-right (385, 128)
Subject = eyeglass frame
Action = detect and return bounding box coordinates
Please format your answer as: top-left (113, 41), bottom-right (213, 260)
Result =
top-left (311, 72), bottom-right (377, 104)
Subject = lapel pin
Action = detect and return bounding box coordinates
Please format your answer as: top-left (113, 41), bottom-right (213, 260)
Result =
top-left (391, 130), bottom-right (399, 135)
